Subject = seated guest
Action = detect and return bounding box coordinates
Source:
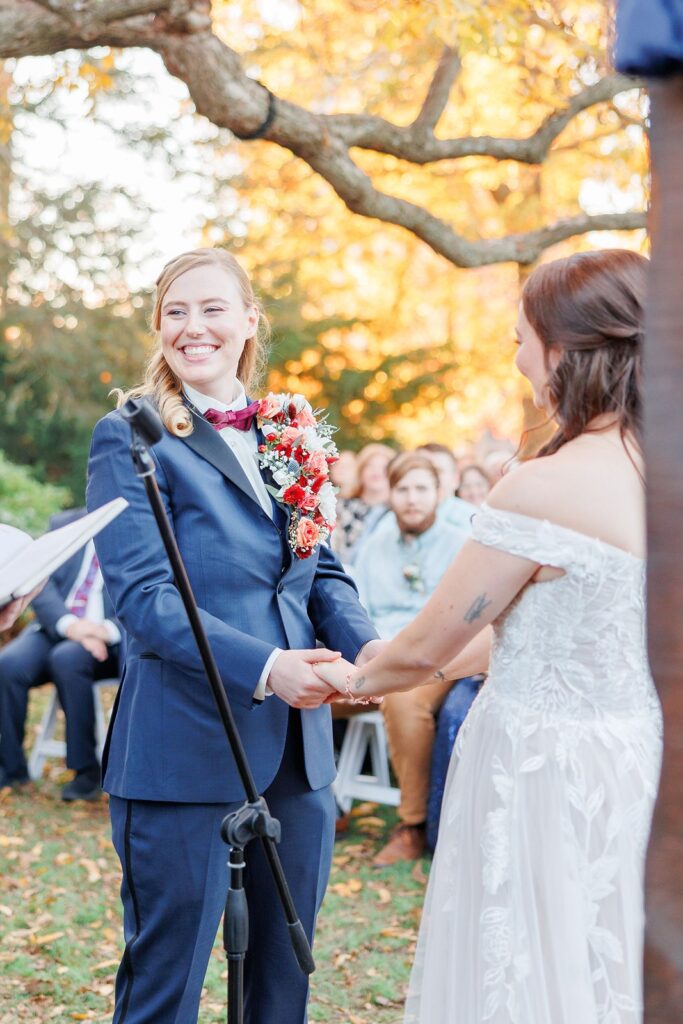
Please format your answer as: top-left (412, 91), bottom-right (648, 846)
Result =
top-left (352, 452), bottom-right (468, 865)
top-left (418, 442), bottom-right (475, 531)
top-left (329, 449), bottom-right (358, 499)
top-left (457, 463), bottom-right (491, 506)
top-left (0, 508), bottom-right (121, 800)
top-left (333, 442), bottom-right (395, 566)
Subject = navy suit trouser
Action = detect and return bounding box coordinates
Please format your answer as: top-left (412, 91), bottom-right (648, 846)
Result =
top-left (0, 630), bottom-right (118, 779)
top-left (108, 710), bottom-right (336, 1024)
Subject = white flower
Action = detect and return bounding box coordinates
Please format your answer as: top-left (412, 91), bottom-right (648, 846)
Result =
top-left (302, 426), bottom-right (325, 452)
top-left (291, 393), bottom-right (312, 413)
top-left (318, 481), bottom-right (337, 524)
top-left (271, 467), bottom-right (291, 486)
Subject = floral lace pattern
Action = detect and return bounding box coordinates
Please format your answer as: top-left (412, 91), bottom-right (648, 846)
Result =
top-left (405, 505), bottom-right (662, 1024)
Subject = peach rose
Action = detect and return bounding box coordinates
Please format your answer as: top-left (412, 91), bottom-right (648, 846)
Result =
top-left (296, 517), bottom-right (320, 551)
top-left (281, 425), bottom-right (303, 446)
top-left (258, 394), bottom-right (282, 420)
top-left (306, 450), bottom-right (329, 478)
top-left (296, 407), bottom-right (317, 429)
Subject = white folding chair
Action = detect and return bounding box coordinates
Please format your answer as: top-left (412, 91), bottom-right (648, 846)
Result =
top-left (332, 710), bottom-right (400, 812)
top-left (27, 678), bottom-right (117, 781)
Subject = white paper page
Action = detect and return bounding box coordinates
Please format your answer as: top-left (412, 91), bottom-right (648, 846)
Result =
top-left (0, 497), bottom-right (128, 604)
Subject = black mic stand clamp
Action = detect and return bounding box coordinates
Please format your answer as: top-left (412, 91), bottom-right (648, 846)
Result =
top-left (119, 398), bottom-right (314, 1024)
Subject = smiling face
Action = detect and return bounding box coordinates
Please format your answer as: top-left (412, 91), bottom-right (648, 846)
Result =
top-left (514, 302), bottom-right (561, 412)
top-left (160, 264), bottom-right (259, 404)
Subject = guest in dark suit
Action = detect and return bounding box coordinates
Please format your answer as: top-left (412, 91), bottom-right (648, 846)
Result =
top-left (0, 508), bottom-right (121, 799)
top-left (87, 248), bottom-right (381, 1024)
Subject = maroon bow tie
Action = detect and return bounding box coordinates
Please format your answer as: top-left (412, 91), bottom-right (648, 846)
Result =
top-left (204, 402), bottom-right (260, 432)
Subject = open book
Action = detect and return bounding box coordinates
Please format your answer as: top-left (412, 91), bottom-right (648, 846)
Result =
top-left (0, 497), bottom-right (128, 606)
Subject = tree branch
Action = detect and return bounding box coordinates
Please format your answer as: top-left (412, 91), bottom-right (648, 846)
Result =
top-left (0, 0), bottom-right (647, 269)
top-left (412, 45), bottom-right (461, 132)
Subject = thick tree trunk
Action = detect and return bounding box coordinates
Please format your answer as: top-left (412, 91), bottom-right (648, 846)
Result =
top-left (643, 76), bottom-right (683, 1023)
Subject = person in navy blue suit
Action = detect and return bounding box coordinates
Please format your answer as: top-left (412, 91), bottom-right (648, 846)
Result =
top-left (86, 248), bottom-right (381, 1024)
top-left (0, 508), bottom-right (122, 799)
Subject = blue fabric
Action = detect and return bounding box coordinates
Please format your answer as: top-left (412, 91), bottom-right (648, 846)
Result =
top-left (352, 514), bottom-right (468, 640)
top-left (426, 676), bottom-right (483, 852)
top-left (109, 711), bottom-right (335, 1024)
top-left (615, 0), bottom-right (683, 77)
top-left (86, 407), bottom-right (378, 803)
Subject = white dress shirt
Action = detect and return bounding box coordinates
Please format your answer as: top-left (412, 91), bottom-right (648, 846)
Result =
top-left (184, 382), bottom-right (281, 700)
top-left (56, 539), bottom-right (121, 644)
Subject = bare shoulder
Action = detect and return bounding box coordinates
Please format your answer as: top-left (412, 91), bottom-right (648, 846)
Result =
top-left (485, 436), bottom-right (645, 555)
top-left (485, 455), bottom-right (569, 521)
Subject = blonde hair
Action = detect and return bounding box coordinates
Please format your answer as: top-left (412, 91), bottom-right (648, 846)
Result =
top-left (114, 248), bottom-right (270, 437)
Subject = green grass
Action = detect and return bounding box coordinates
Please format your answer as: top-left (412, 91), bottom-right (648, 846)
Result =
top-left (0, 689), bottom-right (428, 1023)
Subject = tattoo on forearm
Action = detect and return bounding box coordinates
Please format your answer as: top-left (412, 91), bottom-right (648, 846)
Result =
top-left (355, 675), bottom-right (366, 691)
top-left (433, 669), bottom-right (446, 681)
top-left (464, 593), bottom-right (492, 624)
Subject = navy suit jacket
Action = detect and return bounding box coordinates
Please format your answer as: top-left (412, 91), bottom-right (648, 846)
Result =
top-left (86, 406), bottom-right (378, 803)
top-left (30, 508), bottom-right (118, 644)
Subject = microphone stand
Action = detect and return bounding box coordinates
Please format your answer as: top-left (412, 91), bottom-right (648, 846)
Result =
top-left (119, 398), bottom-right (314, 1024)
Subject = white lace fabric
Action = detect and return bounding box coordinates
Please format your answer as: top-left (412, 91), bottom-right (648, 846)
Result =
top-left (405, 504), bottom-right (662, 1024)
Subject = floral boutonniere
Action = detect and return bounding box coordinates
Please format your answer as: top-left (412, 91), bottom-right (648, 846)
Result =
top-left (403, 563), bottom-right (425, 593)
top-left (256, 392), bottom-right (339, 559)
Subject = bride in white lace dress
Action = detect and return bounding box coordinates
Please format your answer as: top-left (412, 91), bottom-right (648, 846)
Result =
top-left (316, 249), bottom-right (662, 1023)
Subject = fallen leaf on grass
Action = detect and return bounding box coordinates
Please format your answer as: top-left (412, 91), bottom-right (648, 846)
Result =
top-left (350, 802), bottom-right (379, 817)
top-left (92, 958), bottom-right (120, 972)
top-left (33, 931), bottom-right (64, 945)
top-left (354, 816), bottom-right (385, 829)
top-left (79, 858), bottom-right (102, 883)
top-left (328, 878), bottom-right (363, 897)
top-left (376, 887), bottom-right (391, 904)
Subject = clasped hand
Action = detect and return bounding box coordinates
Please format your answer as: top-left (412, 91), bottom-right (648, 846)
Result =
top-left (266, 641), bottom-right (386, 709)
top-left (314, 656), bottom-right (384, 706)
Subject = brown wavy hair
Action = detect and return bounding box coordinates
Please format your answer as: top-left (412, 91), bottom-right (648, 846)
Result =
top-left (114, 248), bottom-right (270, 437)
top-left (521, 249), bottom-right (647, 460)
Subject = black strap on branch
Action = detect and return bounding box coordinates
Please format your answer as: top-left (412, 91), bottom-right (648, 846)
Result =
top-left (232, 86), bottom-right (277, 140)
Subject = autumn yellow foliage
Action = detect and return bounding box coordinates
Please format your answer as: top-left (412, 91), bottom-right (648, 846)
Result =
top-left (204, 0), bottom-right (648, 450)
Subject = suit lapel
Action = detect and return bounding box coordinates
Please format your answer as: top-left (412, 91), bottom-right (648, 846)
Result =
top-left (181, 408), bottom-right (262, 509)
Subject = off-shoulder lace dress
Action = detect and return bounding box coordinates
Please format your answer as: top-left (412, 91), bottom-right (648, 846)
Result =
top-left (405, 504), bottom-right (662, 1024)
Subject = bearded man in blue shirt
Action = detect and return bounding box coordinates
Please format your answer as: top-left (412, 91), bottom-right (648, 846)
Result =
top-left (352, 451), bottom-right (469, 864)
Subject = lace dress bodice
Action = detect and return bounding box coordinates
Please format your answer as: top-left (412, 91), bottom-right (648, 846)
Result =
top-left (472, 504), bottom-right (660, 722)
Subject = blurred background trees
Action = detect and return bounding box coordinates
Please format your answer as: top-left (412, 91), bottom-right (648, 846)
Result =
top-left (0, 1), bottom-right (648, 499)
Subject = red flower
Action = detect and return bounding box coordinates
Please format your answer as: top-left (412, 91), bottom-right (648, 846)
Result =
top-left (299, 494), bottom-right (319, 512)
top-left (310, 475), bottom-right (327, 494)
top-left (282, 484), bottom-right (307, 507)
top-left (293, 446), bottom-right (305, 464)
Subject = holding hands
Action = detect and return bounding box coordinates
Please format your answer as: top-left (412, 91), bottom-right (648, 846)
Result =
top-left (267, 639), bottom-right (388, 709)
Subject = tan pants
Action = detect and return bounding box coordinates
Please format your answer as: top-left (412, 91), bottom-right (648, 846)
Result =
top-left (382, 678), bottom-right (454, 826)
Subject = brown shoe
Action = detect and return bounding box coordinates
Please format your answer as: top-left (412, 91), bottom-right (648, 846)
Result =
top-left (372, 823), bottom-right (425, 867)
top-left (335, 812), bottom-right (350, 836)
